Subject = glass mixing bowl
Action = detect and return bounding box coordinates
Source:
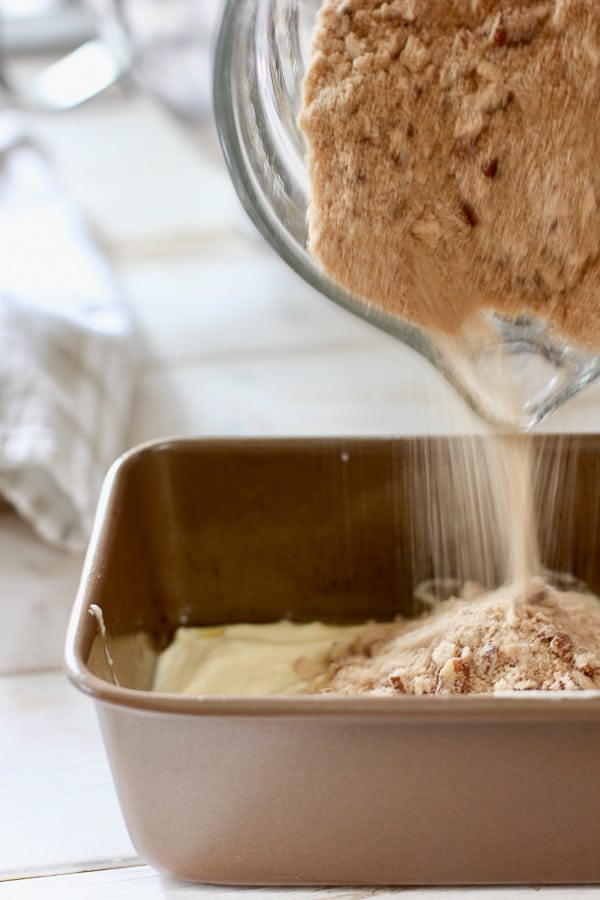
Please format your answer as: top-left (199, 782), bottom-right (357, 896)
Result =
top-left (213, 0), bottom-right (600, 428)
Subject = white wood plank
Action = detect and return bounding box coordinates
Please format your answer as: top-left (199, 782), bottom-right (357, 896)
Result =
top-left (0, 511), bottom-right (82, 676)
top-left (118, 245), bottom-right (376, 368)
top-left (3, 866), bottom-right (599, 899)
top-left (0, 672), bottom-right (136, 878)
top-left (25, 99), bottom-right (244, 252)
top-left (130, 334), bottom-right (600, 446)
top-left (128, 340), bottom-right (482, 446)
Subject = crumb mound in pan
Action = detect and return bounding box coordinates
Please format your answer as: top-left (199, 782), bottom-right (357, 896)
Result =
top-left (313, 581), bottom-right (600, 695)
top-left (154, 581), bottom-right (600, 696)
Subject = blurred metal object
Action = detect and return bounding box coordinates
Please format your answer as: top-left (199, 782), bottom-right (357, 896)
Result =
top-left (0, 0), bottom-right (127, 110)
top-left (85, 0), bottom-right (223, 118)
top-left (1, 39), bottom-right (128, 111)
top-left (0, 0), bottom-right (223, 116)
top-left (0, 0), bottom-right (95, 53)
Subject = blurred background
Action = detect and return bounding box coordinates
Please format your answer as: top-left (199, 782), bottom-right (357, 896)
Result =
top-left (0, 0), bottom-right (222, 114)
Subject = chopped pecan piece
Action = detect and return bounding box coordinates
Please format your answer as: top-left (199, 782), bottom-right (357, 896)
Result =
top-left (390, 673), bottom-right (407, 693)
top-left (550, 632), bottom-right (574, 662)
top-left (461, 200), bottom-right (479, 227)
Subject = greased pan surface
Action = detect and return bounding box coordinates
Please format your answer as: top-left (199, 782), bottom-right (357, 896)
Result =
top-left (66, 437), bottom-right (600, 884)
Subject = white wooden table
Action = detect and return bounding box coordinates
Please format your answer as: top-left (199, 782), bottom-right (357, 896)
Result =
top-left (1, 89), bottom-right (599, 898)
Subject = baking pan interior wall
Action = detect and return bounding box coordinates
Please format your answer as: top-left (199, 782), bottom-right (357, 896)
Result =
top-left (82, 436), bottom-right (599, 689)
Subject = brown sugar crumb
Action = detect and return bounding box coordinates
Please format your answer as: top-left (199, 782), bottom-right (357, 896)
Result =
top-left (482, 158), bottom-right (499, 179)
top-left (492, 26), bottom-right (508, 47)
top-left (312, 583), bottom-right (600, 696)
top-left (461, 200), bottom-right (479, 228)
top-left (300, 0), bottom-right (600, 348)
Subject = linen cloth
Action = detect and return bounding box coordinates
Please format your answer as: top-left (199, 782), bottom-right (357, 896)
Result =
top-left (0, 116), bottom-right (136, 551)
